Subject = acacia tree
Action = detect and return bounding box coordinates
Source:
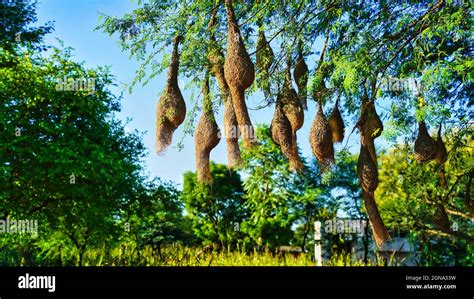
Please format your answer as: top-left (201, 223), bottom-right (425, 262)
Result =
top-left (99, 0), bottom-right (472, 247)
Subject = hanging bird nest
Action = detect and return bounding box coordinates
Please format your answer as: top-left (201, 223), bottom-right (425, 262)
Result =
top-left (282, 54), bottom-right (304, 132)
top-left (271, 94), bottom-right (304, 172)
top-left (435, 124), bottom-right (447, 165)
top-left (433, 204), bottom-right (450, 232)
top-left (156, 35), bottom-right (186, 155)
top-left (255, 29), bottom-right (274, 99)
top-left (310, 101), bottom-right (335, 171)
top-left (223, 92), bottom-right (242, 167)
top-left (206, 19), bottom-right (242, 169)
top-left (256, 30), bottom-right (274, 72)
top-left (414, 121), bottom-right (437, 163)
top-left (224, 0), bottom-right (256, 148)
top-left (361, 189), bottom-right (391, 247)
top-left (212, 63), bottom-right (242, 168)
top-left (328, 98), bottom-right (345, 143)
top-left (195, 75), bottom-right (221, 184)
top-left (360, 100), bottom-right (383, 139)
top-left (357, 143), bottom-right (378, 192)
top-left (293, 41), bottom-right (309, 110)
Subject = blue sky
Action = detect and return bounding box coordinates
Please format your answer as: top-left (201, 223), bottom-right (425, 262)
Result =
top-left (35, 0), bottom-right (365, 187)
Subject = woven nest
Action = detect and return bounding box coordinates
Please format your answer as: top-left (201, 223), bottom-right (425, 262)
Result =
top-left (414, 121), bottom-right (437, 163)
top-left (224, 0), bottom-right (256, 148)
top-left (282, 57), bottom-right (304, 132)
top-left (256, 30), bottom-right (274, 72)
top-left (255, 30), bottom-right (273, 98)
top-left (293, 46), bottom-right (309, 110)
top-left (435, 124), bottom-right (447, 165)
top-left (156, 36), bottom-right (186, 155)
top-left (433, 204), bottom-right (450, 232)
top-left (207, 36), bottom-right (242, 168)
top-left (310, 102), bottom-right (335, 171)
top-left (223, 90), bottom-right (242, 168)
top-left (271, 95), bottom-right (303, 172)
top-left (360, 100), bottom-right (383, 139)
top-left (328, 99), bottom-right (344, 143)
top-left (195, 76), bottom-right (221, 184)
top-left (361, 190), bottom-right (391, 247)
top-left (357, 143), bottom-right (378, 192)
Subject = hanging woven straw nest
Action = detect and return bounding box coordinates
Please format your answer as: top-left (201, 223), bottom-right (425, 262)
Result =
top-left (435, 124), bottom-right (447, 165)
top-left (357, 143), bottom-right (378, 192)
top-left (224, 0), bottom-right (256, 148)
top-left (310, 101), bottom-right (335, 171)
top-left (433, 204), bottom-right (450, 232)
top-left (293, 41), bottom-right (309, 110)
top-left (256, 29), bottom-right (274, 72)
top-left (282, 55), bottom-right (304, 133)
top-left (156, 35), bottom-right (186, 155)
top-left (223, 92), bottom-right (242, 167)
top-left (195, 75), bottom-right (221, 184)
top-left (271, 94), bottom-right (303, 172)
top-left (211, 65), bottom-right (242, 168)
top-left (328, 98), bottom-right (345, 143)
top-left (360, 100), bottom-right (383, 139)
top-left (207, 16), bottom-right (242, 168)
top-left (414, 121), bottom-right (437, 163)
top-left (362, 189), bottom-right (391, 248)
top-left (255, 29), bottom-right (274, 98)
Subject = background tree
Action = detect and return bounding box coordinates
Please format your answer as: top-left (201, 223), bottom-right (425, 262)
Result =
top-left (182, 162), bottom-right (247, 250)
top-left (0, 0), bottom-right (52, 67)
top-left (239, 125), bottom-right (331, 252)
top-left (0, 1), bottom-right (154, 265)
top-left (376, 140), bottom-right (473, 265)
top-left (124, 179), bottom-right (193, 261)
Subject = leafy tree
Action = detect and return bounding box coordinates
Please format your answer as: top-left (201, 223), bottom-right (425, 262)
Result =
top-left (376, 139), bottom-right (473, 265)
top-left (0, 0), bottom-right (52, 66)
top-left (239, 125), bottom-right (328, 251)
top-left (0, 2), bottom-right (150, 265)
top-left (99, 0), bottom-right (472, 248)
top-left (123, 179), bottom-right (193, 260)
top-left (182, 162), bottom-right (246, 249)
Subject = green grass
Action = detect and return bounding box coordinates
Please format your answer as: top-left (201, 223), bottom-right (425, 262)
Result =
top-left (67, 244), bottom-right (383, 266)
top-left (2, 242), bottom-right (386, 266)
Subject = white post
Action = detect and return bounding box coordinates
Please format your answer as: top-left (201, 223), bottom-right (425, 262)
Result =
top-left (314, 221), bottom-right (322, 266)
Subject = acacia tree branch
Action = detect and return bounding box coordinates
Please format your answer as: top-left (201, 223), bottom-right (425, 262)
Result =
top-left (387, 0), bottom-right (445, 42)
top-left (425, 228), bottom-right (474, 244)
top-left (445, 207), bottom-right (474, 222)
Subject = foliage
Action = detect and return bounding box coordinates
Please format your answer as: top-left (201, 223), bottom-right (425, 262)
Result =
top-left (376, 139), bottom-right (473, 265)
top-left (182, 162), bottom-right (247, 249)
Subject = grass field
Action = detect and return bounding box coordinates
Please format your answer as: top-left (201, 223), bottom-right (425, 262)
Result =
top-left (29, 244), bottom-right (383, 266)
